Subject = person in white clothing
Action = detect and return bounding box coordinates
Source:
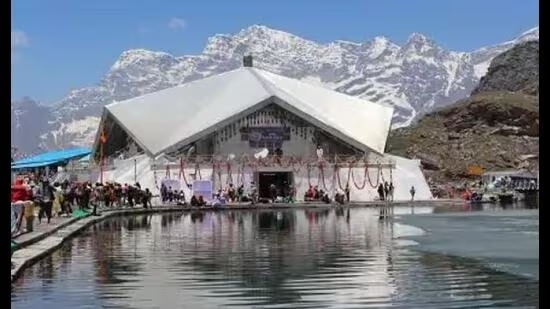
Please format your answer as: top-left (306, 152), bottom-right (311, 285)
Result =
top-left (316, 145), bottom-right (324, 161)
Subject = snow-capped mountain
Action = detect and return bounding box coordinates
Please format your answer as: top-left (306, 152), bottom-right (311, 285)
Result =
top-left (11, 97), bottom-right (52, 155)
top-left (13, 25), bottom-right (538, 154)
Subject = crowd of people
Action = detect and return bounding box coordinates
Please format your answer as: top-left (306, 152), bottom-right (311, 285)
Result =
top-left (160, 184), bottom-right (186, 205)
top-left (162, 181), bottom-right (300, 208)
top-left (304, 184), bottom-right (351, 205)
top-left (176, 182), bottom-right (262, 207)
top-left (376, 181), bottom-right (398, 202)
top-left (11, 175), bottom-right (154, 235)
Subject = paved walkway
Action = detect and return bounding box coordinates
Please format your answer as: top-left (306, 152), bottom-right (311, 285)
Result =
top-left (13, 216), bottom-right (77, 247)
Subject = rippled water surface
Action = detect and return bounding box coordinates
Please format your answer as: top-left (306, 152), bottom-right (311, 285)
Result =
top-left (12, 203), bottom-right (538, 308)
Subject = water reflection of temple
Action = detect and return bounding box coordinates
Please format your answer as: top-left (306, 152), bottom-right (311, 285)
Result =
top-left (87, 209), bottom-right (399, 306)
top-left (15, 209), bottom-right (539, 308)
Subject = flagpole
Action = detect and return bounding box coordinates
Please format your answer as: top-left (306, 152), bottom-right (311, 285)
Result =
top-left (100, 142), bottom-right (104, 184)
top-left (99, 125), bottom-right (106, 184)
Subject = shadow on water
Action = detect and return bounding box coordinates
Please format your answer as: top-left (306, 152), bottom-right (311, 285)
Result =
top-left (12, 206), bottom-right (538, 309)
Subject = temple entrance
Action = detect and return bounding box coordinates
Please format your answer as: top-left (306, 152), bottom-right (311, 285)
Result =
top-left (258, 172), bottom-right (292, 199)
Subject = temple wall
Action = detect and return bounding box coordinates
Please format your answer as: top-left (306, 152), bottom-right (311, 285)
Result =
top-left (206, 167), bottom-right (389, 202)
top-left (177, 158), bottom-right (431, 202)
top-left (99, 153), bottom-right (432, 203)
top-left (215, 126), bottom-right (317, 158)
top-left (191, 103), bottom-right (361, 158)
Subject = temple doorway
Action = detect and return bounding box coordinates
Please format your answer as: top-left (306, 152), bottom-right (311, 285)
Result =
top-left (257, 172), bottom-right (292, 199)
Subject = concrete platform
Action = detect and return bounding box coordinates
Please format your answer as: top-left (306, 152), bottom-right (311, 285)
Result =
top-left (13, 216), bottom-right (78, 249)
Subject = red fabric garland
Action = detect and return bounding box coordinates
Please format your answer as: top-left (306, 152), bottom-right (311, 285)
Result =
top-left (317, 162), bottom-right (327, 190)
top-left (179, 158), bottom-right (190, 187)
top-left (365, 164), bottom-right (381, 189)
top-left (194, 162), bottom-right (202, 180)
top-left (216, 162), bottom-right (223, 190)
top-left (226, 162), bottom-right (233, 185)
top-left (307, 163), bottom-right (313, 187)
top-left (153, 169), bottom-right (160, 189)
top-left (335, 164), bottom-right (352, 191)
top-left (351, 166), bottom-right (368, 190)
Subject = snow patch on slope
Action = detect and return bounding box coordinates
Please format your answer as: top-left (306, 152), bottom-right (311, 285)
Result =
top-left (41, 116), bottom-right (100, 147)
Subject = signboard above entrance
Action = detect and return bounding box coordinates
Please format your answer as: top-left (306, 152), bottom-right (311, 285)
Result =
top-left (241, 127), bottom-right (291, 149)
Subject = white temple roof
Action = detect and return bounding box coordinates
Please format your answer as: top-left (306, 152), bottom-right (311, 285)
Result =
top-left (102, 67), bottom-right (394, 157)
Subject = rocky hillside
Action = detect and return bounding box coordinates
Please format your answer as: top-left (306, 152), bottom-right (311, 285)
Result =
top-left (387, 41), bottom-right (539, 185)
top-left (473, 41), bottom-right (539, 96)
top-left (12, 25), bottom-right (538, 154)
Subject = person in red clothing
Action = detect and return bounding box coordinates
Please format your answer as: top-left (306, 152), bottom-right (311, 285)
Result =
top-left (11, 179), bottom-right (29, 202)
top-left (305, 185), bottom-right (315, 201)
top-left (11, 179), bottom-right (30, 236)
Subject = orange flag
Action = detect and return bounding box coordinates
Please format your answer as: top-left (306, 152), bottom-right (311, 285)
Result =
top-left (100, 126), bottom-right (107, 144)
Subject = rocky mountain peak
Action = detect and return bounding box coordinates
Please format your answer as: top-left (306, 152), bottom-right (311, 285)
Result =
top-left (371, 36), bottom-right (395, 47)
top-left (403, 32), bottom-right (436, 52)
top-left (237, 24), bottom-right (290, 38)
top-left (364, 36), bottom-right (399, 58)
top-left (472, 40), bottom-right (539, 96)
top-left (516, 26), bottom-right (539, 42)
top-left (407, 32), bottom-right (430, 43)
top-left (12, 96), bottom-right (41, 108)
top-left (111, 49), bottom-right (177, 71)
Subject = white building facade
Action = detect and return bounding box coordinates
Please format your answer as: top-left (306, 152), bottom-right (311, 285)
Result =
top-left (94, 65), bottom-right (432, 202)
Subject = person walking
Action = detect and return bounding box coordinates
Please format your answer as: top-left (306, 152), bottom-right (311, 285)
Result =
top-left (178, 190), bottom-right (186, 205)
top-left (52, 182), bottom-right (64, 217)
top-left (388, 182), bottom-right (395, 202)
top-left (269, 183), bottom-right (277, 203)
top-left (122, 183), bottom-right (129, 206)
top-left (228, 184), bottom-right (236, 202)
top-left (160, 183), bottom-right (167, 204)
top-left (24, 201), bottom-right (35, 232)
top-left (36, 178), bottom-right (55, 224)
top-left (237, 185), bottom-right (244, 202)
top-left (377, 183), bottom-right (385, 201)
top-left (61, 183), bottom-right (71, 216)
top-left (127, 185), bottom-right (135, 207)
top-left (384, 182), bottom-right (390, 202)
top-left (344, 184), bottom-right (350, 203)
top-left (90, 186), bottom-right (100, 216)
top-left (250, 182), bottom-right (258, 205)
top-left (410, 186), bottom-right (416, 202)
top-left (289, 184), bottom-right (296, 203)
top-left (142, 188), bottom-right (152, 209)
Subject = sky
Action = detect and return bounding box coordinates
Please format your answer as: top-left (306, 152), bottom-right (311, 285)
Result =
top-left (11, 0), bottom-right (538, 105)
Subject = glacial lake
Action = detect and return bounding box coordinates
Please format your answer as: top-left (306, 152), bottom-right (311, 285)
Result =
top-left (12, 202), bottom-right (538, 308)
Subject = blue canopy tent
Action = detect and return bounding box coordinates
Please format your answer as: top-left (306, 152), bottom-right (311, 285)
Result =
top-left (11, 148), bottom-right (91, 170)
top-left (78, 154), bottom-right (91, 162)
